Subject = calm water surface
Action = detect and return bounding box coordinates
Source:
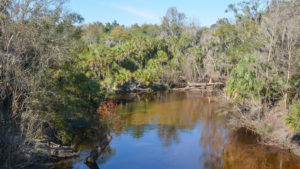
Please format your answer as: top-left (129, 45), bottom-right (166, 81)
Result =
top-left (52, 91), bottom-right (300, 169)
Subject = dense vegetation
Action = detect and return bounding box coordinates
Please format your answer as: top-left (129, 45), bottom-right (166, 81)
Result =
top-left (0, 0), bottom-right (105, 167)
top-left (0, 0), bottom-right (300, 168)
top-left (78, 8), bottom-right (203, 89)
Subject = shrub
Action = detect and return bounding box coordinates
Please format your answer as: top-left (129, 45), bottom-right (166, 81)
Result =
top-left (97, 100), bottom-right (120, 131)
top-left (133, 59), bottom-right (162, 85)
top-left (225, 54), bottom-right (265, 103)
top-left (286, 102), bottom-right (300, 131)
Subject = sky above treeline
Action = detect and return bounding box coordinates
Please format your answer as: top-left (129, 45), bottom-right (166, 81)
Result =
top-left (69, 0), bottom-right (240, 27)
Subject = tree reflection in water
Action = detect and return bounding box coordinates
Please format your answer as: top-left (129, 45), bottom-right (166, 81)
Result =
top-left (157, 125), bottom-right (180, 146)
top-left (115, 91), bottom-right (228, 168)
top-left (198, 97), bottom-right (227, 169)
top-left (52, 91), bottom-right (300, 169)
top-left (114, 91), bottom-right (300, 169)
top-left (222, 128), bottom-right (300, 169)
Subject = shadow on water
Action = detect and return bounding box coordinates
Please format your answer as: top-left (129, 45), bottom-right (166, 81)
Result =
top-left (51, 91), bottom-right (300, 169)
top-left (222, 128), bottom-right (300, 169)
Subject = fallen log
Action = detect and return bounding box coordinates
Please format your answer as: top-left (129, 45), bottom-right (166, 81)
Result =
top-left (188, 82), bottom-right (225, 88)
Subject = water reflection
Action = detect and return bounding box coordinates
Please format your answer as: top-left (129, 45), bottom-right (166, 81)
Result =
top-left (116, 91), bottom-right (224, 143)
top-left (52, 91), bottom-right (300, 169)
top-left (99, 91), bottom-right (229, 169)
top-left (222, 128), bottom-right (300, 169)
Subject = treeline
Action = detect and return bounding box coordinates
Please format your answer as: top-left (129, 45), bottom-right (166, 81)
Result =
top-left (1, 0), bottom-right (300, 168)
top-left (78, 0), bottom-right (300, 107)
top-left (78, 8), bottom-right (203, 89)
top-left (78, 0), bottom-right (300, 147)
top-left (79, 0), bottom-right (300, 133)
top-left (79, 8), bottom-right (235, 90)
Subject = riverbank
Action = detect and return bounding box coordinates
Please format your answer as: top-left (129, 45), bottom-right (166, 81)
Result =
top-left (109, 81), bottom-right (225, 94)
top-left (165, 81), bottom-right (300, 158)
top-left (27, 87), bottom-right (300, 168)
top-left (50, 90), bottom-right (300, 169)
top-left (227, 101), bottom-right (300, 157)
top-left (24, 134), bottom-right (112, 169)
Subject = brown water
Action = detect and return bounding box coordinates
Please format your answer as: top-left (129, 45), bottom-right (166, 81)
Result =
top-left (51, 91), bottom-right (300, 169)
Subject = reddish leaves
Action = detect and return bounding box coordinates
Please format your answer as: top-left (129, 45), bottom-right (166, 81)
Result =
top-left (97, 99), bottom-right (120, 131)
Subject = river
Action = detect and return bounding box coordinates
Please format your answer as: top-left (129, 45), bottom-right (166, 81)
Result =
top-left (51, 91), bottom-right (300, 169)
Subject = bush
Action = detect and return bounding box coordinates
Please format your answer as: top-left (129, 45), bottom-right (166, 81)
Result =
top-left (225, 54), bottom-right (265, 103)
top-left (133, 59), bottom-right (162, 85)
top-left (286, 102), bottom-right (300, 131)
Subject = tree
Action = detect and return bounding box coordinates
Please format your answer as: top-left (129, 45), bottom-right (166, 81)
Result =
top-left (0, 0), bottom-right (85, 167)
top-left (162, 7), bottom-right (186, 39)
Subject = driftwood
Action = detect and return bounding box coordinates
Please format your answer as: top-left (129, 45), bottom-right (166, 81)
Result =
top-left (172, 82), bottom-right (225, 92)
top-left (187, 82), bottom-right (224, 88)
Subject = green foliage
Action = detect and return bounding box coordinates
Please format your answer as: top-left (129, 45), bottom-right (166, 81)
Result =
top-left (114, 68), bottom-right (132, 86)
top-left (178, 32), bottom-right (196, 51)
top-left (286, 102), bottom-right (300, 131)
top-left (133, 59), bottom-right (162, 85)
top-left (35, 58), bottom-right (106, 144)
top-left (225, 54), bottom-right (265, 103)
top-left (156, 50), bottom-right (169, 63)
top-left (0, 1), bottom-right (109, 164)
top-left (78, 28), bottom-right (172, 88)
top-left (121, 58), bottom-right (138, 72)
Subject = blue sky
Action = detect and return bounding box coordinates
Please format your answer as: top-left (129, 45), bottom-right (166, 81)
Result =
top-left (68, 0), bottom-right (240, 27)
